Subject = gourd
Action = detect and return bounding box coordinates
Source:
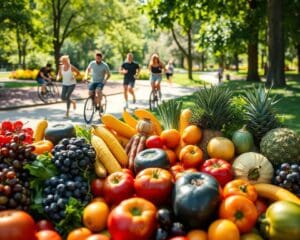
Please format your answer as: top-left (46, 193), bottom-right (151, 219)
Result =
top-left (232, 152), bottom-right (274, 184)
top-left (136, 118), bottom-right (154, 136)
top-left (33, 119), bottom-right (48, 142)
top-left (45, 123), bottom-right (76, 145)
top-left (134, 108), bottom-right (162, 134)
top-left (134, 148), bottom-right (170, 174)
top-left (93, 125), bottom-right (128, 167)
top-left (232, 126), bottom-right (254, 154)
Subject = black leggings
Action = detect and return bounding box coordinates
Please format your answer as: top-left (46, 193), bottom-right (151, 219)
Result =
top-left (61, 84), bottom-right (75, 110)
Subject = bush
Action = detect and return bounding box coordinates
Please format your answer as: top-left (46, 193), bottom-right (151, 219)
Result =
top-left (9, 69), bottom-right (39, 80)
top-left (138, 69), bottom-right (150, 80)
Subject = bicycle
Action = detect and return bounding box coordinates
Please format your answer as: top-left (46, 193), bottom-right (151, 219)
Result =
top-left (37, 79), bottom-right (60, 103)
top-left (83, 82), bottom-right (107, 124)
top-left (149, 87), bottom-right (162, 111)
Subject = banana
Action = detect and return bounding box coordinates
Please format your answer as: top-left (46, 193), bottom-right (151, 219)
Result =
top-left (254, 183), bottom-right (300, 205)
top-left (94, 156), bottom-right (107, 178)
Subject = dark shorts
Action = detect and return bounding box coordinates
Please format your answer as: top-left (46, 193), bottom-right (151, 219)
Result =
top-left (89, 82), bottom-right (104, 91)
top-left (166, 73), bottom-right (173, 79)
top-left (123, 78), bottom-right (135, 87)
top-left (37, 77), bottom-right (46, 85)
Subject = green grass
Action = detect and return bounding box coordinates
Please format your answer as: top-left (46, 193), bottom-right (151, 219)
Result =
top-left (0, 81), bottom-right (38, 88)
top-left (172, 74), bottom-right (300, 133)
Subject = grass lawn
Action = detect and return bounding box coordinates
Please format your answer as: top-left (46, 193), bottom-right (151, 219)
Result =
top-left (171, 73), bottom-right (300, 133)
top-left (0, 81), bottom-right (38, 88)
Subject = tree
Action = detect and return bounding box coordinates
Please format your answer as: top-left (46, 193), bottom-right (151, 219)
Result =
top-left (144, 0), bottom-right (205, 80)
top-left (267, 0), bottom-right (285, 86)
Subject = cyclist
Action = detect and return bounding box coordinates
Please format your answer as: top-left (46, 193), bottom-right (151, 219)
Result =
top-left (148, 53), bottom-right (165, 98)
top-left (119, 53), bottom-right (140, 109)
top-left (84, 52), bottom-right (111, 112)
top-left (36, 63), bottom-right (54, 94)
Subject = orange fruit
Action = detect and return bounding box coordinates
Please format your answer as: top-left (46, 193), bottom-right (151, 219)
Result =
top-left (208, 219), bottom-right (239, 240)
top-left (187, 229), bottom-right (208, 240)
top-left (182, 125), bottom-right (202, 144)
top-left (66, 227), bottom-right (92, 240)
top-left (207, 137), bottom-right (235, 161)
top-left (83, 201), bottom-right (110, 232)
top-left (85, 234), bottom-right (110, 240)
top-left (165, 148), bottom-right (178, 165)
top-left (92, 197), bottom-right (106, 203)
top-left (160, 129), bottom-right (181, 149)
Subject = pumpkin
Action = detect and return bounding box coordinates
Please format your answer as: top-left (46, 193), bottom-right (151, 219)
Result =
top-left (232, 152), bottom-right (274, 184)
top-left (32, 140), bottom-right (54, 155)
top-left (136, 118), bottom-right (154, 136)
top-left (232, 127), bottom-right (254, 154)
top-left (45, 123), bottom-right (76, 145)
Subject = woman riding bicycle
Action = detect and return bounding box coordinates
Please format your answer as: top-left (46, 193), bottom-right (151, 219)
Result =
top-left (36, 63), bottom-right (54, 95)
top-left (84, 52), bottom-right (111, 112)
top-left (148, 53), bottom-right (165, 98)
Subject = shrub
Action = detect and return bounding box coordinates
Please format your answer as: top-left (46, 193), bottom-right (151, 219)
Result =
top-left (138, 69), bottom-right (150, 80)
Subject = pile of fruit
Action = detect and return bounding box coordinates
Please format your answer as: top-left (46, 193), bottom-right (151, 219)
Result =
top-left (0, 85), bottom-right (300, 240)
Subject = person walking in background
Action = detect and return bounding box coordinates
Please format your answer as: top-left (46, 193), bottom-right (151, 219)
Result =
top-left (148, 53), bottom-right (165, 97)
top-left (165, 59), bottom-right (174, 85)
top-left (36, 63), bottom-right (53, 95)
top-left (84, 52), bottom-right (111, 112)
top-left (120, 53), bottom-right (140, 109)
top-left (56, 55), bottom-right (81, 118)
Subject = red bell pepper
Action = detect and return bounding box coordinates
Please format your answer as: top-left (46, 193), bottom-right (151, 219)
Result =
top-left (134, 167), bottom-right (173, 205)
top-left (103, 171), bottom-right (135, 205)
top-left (200, 158), bottom-right (233, 187)
top-left (108, 197), bottom-right (157, 240)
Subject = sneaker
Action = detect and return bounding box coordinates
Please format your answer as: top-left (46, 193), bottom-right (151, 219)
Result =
top-left (95, 106), bottom-right (100, 111)
top-left (99, 106), bottom-right (104, 113)
top-left (64, 112), bottom-right (70, 119)
top-left (133, 97), bottom-right (136, 104)
top-left (124, 102), bottom-right (128, 109)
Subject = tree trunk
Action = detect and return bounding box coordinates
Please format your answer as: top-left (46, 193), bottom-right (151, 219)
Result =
top-left (187, 28), bottom-right (193, 80)
top-left (201, 53), bottom-right (205, 71)
top-left (246, 40), bottom-right (260, 81)
top-left (297, 43), bottom-right (300, 74)
top-left (234, 52), bottom-right (239, 71)
top-left (267, 0), bottom-right (285, 86)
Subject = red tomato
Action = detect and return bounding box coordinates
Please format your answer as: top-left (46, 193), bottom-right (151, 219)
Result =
top-left (179, 145), bottom-right (203, 169)
top-left (36, 230), bottom-right (62, 240)
top-left (146, 135), bottom-right (164, 149)
top-left (170, 164), bottom-right (185, 181)
top-left (0, 210), bottom-right (36, 240)
top-left (108, 197), bottom-right (157, 240)
top-left (169, 237), bottom-right (188, 240)
top-left (254, 198), bottom-right (268, 216)
top-left (134, 167), bottom-right (173, 205)
top-left (13, 120), bottom-right (23, 132)
top-left (90, 178), bottom-right (105, 197)
top-left (200, 158), bottom-right (233, 187)
top-left (122, 168), bottom-right (134, 177)
top-left (36, 219), bottom-right (55, 231)
top-left (103, 171), bottom-right (135, 205)
top-left (223, 179), bottom-right (257, 202)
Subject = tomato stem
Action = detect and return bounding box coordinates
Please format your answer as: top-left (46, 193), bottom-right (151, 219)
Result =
top-left (234, 210), bottom-right (244, 220)
top-left (130, 207), bottom-right (142, 216)
top-left (248, 167), bottom-right (260, 181)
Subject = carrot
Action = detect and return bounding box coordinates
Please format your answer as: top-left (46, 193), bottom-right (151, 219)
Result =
top-left (125, 136), bottom-right (135, 155)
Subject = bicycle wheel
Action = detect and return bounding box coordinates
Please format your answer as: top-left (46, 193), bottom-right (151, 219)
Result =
top-left (49, 82), bottom-right (60, 100)
top-left (84, 96), bottom-right (95, 124)
top-left (149, 90), bottom-right (159, 111)
top-left (98, 94), bottom-right (107, 117)
top-left (37, 85), bottom-right (50, 103)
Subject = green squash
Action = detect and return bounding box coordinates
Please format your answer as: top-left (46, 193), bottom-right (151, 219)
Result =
top-left (134, 148), bottom-right (169, 174)
top-left (172, 172), bottom-right (222, 229)
top-left (259, 201), bottom-right (300, 240)
top-left (232, 126), bottom-right (254, 154)
top-left (45, 123), bottom-right (76, 145)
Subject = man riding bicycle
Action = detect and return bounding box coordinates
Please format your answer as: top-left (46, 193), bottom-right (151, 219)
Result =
top-left (36, 63), bottom-right (54, 94)
top-left (84, 52), bottom-right (111, 112)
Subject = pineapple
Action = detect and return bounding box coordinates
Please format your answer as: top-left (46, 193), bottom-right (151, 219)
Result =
top-left (190, 85), bottom-right (236, 159)
top-left (242, 85), bottom-right (281, 145)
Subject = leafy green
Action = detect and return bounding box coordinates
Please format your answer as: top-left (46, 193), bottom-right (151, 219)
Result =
top-left (24, 152), bottom-right (58, 180)
top-left (157, 99), bottom-right (183, 130)
top-left (75, 124), bottom-right (92, 143)
top-left (57, 197), bottom-right (85, 237)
